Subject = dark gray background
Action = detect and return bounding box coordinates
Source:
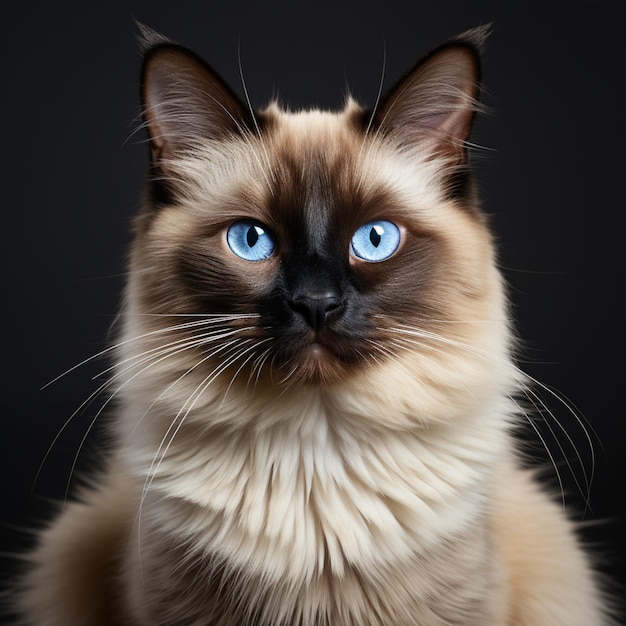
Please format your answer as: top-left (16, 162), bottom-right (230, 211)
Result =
top-left (2, 0), bottom-right (624, 618)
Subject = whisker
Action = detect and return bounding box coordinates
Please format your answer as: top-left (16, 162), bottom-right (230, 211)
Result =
top-left (388, 333), bottom-right (471, 363)
top-left (136, 337), bottom-right (257, 559)
top-left (39, 316), bottom-right (259, 495)
top-left (521, 377), bottom-right (596, 509)
top-left (41, 314), bottom-right (252, 389)
top-left (365, 338), bottom-right (423, 381)
top-left (518, 399), bottom-right (566, 508)
top-left (248, 347), bottom-right (273, 390)
top-left (382, 323), bottom-right (499, 360)
top-left (277, 365), bottom-right (299, 387)
top-left (60, 332), bottom-right (243, 500)
top-left (123, 348), bottom-right (227, 447)
top-left (95, 325), bottom-right (259, 380)
top-left (129, 338), bottom-right (254, 580)
top-left (141, 338), bottom-right (258, 502)
top-left (237, 39), bottom-right (276, 196)
top-left (376, 314), bottom-right (596, 506)
top-left (34, 375), bottom-right (119, 494)
top-left (135, 313), bottom-right (261, 318)
top-left (219, 338), bottom-right (272, 410)
top-left (520, 387), bottom-right (587, 509)
top-left (136, 338), bottom-right (264, 571)
top-left (358, 38), bottom-right (387, 160)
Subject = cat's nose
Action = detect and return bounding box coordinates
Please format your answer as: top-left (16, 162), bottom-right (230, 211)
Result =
top-left (289, 292), bottom-right (342, 331)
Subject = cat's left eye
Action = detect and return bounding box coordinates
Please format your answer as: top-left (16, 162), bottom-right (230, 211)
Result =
top-left (351, 220), bottom-right (401, 262)
top-left (227, 220), bottom-right (276, 261)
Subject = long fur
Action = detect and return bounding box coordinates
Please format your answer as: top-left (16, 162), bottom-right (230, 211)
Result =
top-left (17, 26), bottom-right (613, 625)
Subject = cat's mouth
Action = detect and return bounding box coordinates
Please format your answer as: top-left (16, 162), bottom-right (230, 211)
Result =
top-left (305, 336), bottom-right (338, 365)
top-left (280, 328), bottom-right (365, 385)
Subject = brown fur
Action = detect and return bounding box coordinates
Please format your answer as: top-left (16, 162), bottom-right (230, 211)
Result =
top-left (18, 25), bottom-right (613, 625)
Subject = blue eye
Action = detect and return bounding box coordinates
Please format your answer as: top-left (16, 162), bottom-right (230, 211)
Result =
top-left (227, 220), bottom-right (275, 261)
top-left (351, 220), bottom-right (401, 262)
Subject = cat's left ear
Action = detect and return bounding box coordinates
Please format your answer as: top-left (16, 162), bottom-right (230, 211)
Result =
top-left (139, 25), bottom-right (252, 162)
top-left (372, 25), bottom-right (488, 163)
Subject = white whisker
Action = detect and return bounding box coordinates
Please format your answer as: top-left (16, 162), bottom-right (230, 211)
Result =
top-left (278, 365), bottom-right (299, 387)
top-left (41, 315), bottom-right (253, 390)
top-left (248, 347), bottom-right (273, 390)
top-left (140, 337), bottom-right (260, 502)
top-left (60, 331), bottom-right (244, 500)
top-left (519, 401), bottom-right (566, 508)
top-left (37, 314), bottom-right (261, 495)
top-left (237, 39), bottom-right (276, 196)
top-left (95, 325), bottom-right (259, 380)
top-left (136, 336), bottom-right (261, 567)
top-left (522, 379), bottom-right (595, 509)
top-left (124, 349), bottom-right (220, 448)
top-left (219, 338), bottom-right (273, 410)
top-left (365, 339), bottom-right (420, 380)
top-left (375, 314), bottom-right (595, 506)
top-left (358, 39), bottom-right (387, 162)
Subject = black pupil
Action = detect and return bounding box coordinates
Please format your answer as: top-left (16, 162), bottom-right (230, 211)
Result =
top-left (247, 226), bottom-right (259, 247)
top-left (369, 226), bottom-right (381, 248)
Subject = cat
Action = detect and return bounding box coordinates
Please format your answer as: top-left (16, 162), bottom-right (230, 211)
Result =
top-left (17, 24), bottom-right (613, 625)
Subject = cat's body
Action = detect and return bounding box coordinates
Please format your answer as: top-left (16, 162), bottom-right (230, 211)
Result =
top-left (19, 26), bottom-right (611, 625)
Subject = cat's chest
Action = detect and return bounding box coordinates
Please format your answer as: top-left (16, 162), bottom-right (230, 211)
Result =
top-left (123, 386), bottom-right (508, 624)
top-left (129, 510), bottom-right (506, 626)
top-left (131, 398), bottom-right (498, 583)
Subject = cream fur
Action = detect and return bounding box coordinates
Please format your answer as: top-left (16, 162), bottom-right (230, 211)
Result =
top-left (17, 29), bottom-right (614, 626)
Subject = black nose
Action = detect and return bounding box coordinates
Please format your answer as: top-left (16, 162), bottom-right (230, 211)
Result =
top-left (289, 292), bottom-right (342, 331)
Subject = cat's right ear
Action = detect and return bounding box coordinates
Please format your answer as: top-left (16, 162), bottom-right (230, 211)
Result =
top-left (371, 25), bottom-right (489, 165)
top-left (139, 26), bottom-right (251, 162)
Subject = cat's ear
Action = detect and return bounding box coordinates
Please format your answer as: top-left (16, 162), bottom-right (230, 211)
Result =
top-left (139, 26), bottom-right (251, 161)
top-left (372, 26), bottom-right (488, 163)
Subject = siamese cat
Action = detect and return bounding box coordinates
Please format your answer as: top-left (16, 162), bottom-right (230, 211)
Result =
top-left (18, 25), bottom-right (612, 625)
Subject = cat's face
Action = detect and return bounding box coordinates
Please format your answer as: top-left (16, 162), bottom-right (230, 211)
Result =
top-left (125, 27), bottom-right (509, 414)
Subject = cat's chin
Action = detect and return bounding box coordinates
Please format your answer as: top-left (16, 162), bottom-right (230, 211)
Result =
top-left (286, 337), bottom-right (353, 386)
top-left (308, 342), bottom-right (330, 359)
top-left (299, 350), bottom-right (343, 385)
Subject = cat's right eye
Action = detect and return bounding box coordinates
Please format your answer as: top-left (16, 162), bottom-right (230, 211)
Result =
top-left (350, 220), bottom-right (401, 262)
top-left (227, 220), bottom-right (276, 262)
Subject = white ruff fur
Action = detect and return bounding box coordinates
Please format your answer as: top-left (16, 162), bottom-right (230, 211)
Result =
top-left (120, 352), bottom-right (515, 585)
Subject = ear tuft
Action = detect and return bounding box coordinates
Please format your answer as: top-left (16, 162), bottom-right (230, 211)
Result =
top-left (135, 21), bottom-right (172, 54)
top-left (451, 24), bottom-right (492, 52)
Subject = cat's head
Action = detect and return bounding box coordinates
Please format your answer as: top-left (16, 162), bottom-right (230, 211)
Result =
top-left (124, 25), bottom-right (512, 426)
